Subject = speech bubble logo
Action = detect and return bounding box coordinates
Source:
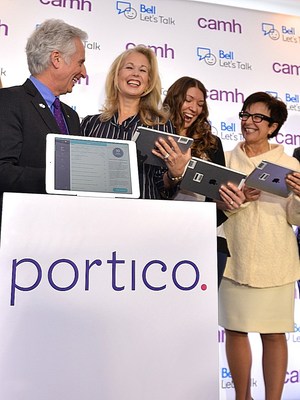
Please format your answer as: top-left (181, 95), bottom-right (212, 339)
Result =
top-left (266, 91), bottom-right (278, 98)
top-left (116, 1), bottom-right (131, 14)
top-left (262, 23), bottom-right (280, 40)
top-left (262, 23), bottom-right (275, 35)
top-left (196, 47), bottom-right (217, 65)
top-left (197, 46), bottom-right (211, 61)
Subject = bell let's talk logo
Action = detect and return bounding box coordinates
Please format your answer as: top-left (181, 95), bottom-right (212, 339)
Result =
top-left (196, 46), bottom-right (252, 71)
top-left (116, 1), bottom-right (175, 25)
top-left (262, 22), bottom-right (298, 43)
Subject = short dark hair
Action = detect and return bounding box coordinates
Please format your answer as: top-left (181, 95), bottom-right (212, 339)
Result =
top-left (241, 92), bottom-right (287, 138)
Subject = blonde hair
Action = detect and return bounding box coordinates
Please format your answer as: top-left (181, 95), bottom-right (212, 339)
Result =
top-left (101, 46), bottom-right (168, 125)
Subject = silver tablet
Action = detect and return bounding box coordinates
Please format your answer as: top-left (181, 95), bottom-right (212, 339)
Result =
top-left (46, 134), bottom-right (140, 198)
top-left (180, 157), bottom-right (246, 200)
top-left (245, 160), bottom-right (294, 197)
top-left (132, 126), bottom-right (193, 167)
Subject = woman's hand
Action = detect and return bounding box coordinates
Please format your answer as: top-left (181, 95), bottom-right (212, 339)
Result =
top-left (243, 185), bottom-right (261, 202)
top-left (152, 136), bottom-right (192, 180)
top-left (218, 182), bottom-right (246, 210)
top-left (286, 172), bottom-right (300, 196)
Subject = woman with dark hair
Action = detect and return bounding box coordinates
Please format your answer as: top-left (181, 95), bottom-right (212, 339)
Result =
top-left (219, 91), bottom-right (300, 400)
top-left (162, 76), bottom-right (216, 159)
top-left (154, 76), bottom-right (245, 287)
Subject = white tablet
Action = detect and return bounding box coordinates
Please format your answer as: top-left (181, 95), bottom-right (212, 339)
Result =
top-left (132, 126), bottom-right (193, 167)
top-left (46, 134), bottom-right (140, 198)
top-left (180, 157), bottom-right (246, 200)
top-left (245, 160), bottom-right (294, 197)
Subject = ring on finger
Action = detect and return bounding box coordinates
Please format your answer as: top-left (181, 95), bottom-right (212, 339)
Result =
top-left (164, 153), bottom-right (170, 160)
top-left (230, 200), bottom-right (234, 205)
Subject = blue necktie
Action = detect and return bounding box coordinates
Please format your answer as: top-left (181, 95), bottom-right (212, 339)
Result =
top-left (53, 97), bottom-right (68, 134)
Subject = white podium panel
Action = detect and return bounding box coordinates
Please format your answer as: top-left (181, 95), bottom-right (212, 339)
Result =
top-left (0, 193), bottom-right (218, 400)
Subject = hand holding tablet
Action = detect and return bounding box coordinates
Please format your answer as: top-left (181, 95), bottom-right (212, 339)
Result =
top-left (132, 126), bottom-right (193, 167)
top-left (245, 160), bottom-right (294, 197)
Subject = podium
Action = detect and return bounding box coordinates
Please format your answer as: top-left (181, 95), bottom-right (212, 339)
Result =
top-left (0, 193), bottom-right (219, 400)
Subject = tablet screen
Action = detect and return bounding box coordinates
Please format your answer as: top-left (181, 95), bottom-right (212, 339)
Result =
top-left (46, 134), bottom-right (140, 198)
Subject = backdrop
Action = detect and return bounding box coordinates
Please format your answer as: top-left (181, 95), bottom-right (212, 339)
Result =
top-left (1, 0), bottom-right (300, 154)
top-left (1, 0), bottom-right (300, 399)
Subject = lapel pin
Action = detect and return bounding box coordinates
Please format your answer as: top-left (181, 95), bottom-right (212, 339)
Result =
top-left (39, 103), bottom-right (46, 108)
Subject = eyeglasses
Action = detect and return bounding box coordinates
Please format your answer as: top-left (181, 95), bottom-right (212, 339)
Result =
top-left (239, 111), bottom-right (273, 124)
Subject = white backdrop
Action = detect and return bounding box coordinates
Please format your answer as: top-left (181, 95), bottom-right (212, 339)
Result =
top-left (1, 0), bottom-right (300, 155)
top-left (1, 1), bottom-right (300, 399)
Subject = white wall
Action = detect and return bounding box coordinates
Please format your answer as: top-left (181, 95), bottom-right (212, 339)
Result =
top-left (179, 0), bottom-right (300, 16)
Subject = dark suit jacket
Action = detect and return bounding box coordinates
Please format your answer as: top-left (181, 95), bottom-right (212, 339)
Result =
top-left (0, 79), bottom-right (81, 196)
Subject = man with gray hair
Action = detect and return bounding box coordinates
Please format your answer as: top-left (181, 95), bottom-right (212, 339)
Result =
top-left (0, 19), bottom-right (87, 215)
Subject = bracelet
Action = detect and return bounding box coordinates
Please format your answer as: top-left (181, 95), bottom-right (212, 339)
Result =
top-left (167, 171), bottom-right (183, 182)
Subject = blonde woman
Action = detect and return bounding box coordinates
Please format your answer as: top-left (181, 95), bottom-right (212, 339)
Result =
top-left (81, 46), bottom-right (190, 199)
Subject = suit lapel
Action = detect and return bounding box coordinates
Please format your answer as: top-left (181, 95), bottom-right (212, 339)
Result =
top-left (23, 79), bottom-right (61, 133)
top-left (32, 97), bottom-right (60, 133)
